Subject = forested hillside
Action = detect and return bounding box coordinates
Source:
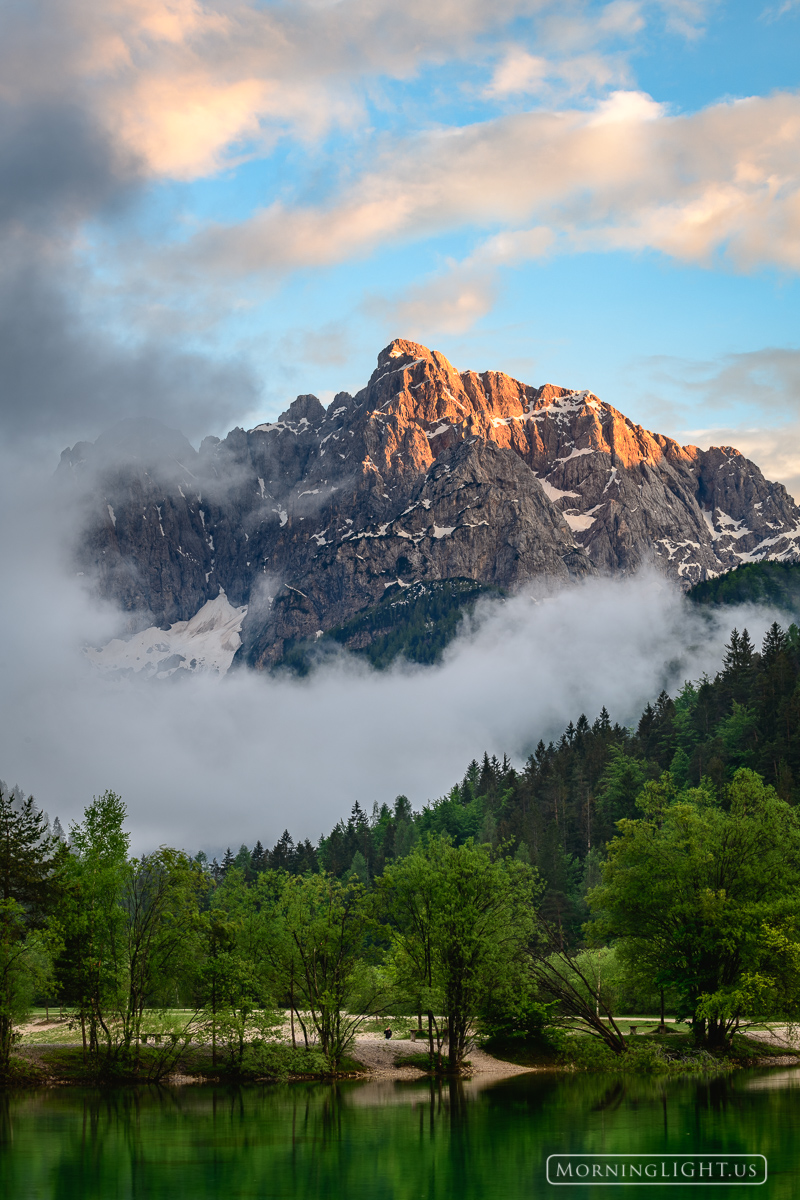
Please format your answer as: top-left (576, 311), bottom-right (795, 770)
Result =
top-left (214, 619), bottom-right (800, 943)
top-left (275, 578), bottom-right (504, 673)
top-left (688, 561), bottom-right (800, 612)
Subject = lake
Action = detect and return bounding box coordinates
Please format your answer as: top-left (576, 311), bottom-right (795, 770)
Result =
top-left (1, 1068), bottom-right (799, 1198)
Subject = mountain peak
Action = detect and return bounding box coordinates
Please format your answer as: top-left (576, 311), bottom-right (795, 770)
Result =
top-left (375, 337), bottom-right (457, 374)
top-left (67, 340), bottom-right (800, 669)
top-left (277, 394), bottom-right (326, 427)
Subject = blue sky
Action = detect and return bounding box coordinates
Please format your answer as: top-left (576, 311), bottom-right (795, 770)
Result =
top-left (2, 0), bottom-right (800, 491)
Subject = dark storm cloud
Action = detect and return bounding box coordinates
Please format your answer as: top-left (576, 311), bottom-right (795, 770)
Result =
top-left (0, 256), bottom-right (260, 444)
top-left (0, 99), bottom-right (260, 445)
top-left (0, 100), bottom-right (138, 232)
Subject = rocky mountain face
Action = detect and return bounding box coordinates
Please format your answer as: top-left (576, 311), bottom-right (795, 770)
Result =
top-left (60, 339), bottom-right (800, 668)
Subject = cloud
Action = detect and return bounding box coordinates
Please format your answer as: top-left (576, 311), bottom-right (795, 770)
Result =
top-left (275, 321), bottom-right (355, 370)
top-left (0, 249), bottom-right (261, 445)
top-left (0, 1), bottom-right (720, 185)
top-left (659, 346), bottom-right (800, 418)
top-left (656, 0), bottom-right (718, 39)
top-left (761, 1), bottom-right (800, 20)
top-left (484, 47), bottom-right (632, 101)
top-left (0, 448), bottom-right (787, 854)
top-left (367, 266), bottom-right (498, 338)
top-left (621, 346), bottom-right (800, 500)
top-left (537, 0), bottom-right (646, 53)
top-left (0, 71), bottom-right (261, 445)
top-left (152, 88), bottom-right (800, 295)
top-left (0, 101), bottom-right (139, 233)
top-left (0, 0), bottom-right (586, 182)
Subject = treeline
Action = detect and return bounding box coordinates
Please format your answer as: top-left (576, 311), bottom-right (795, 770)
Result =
top-left (688, 560), bottom-right (800, 612)
top-left (212, 619), bottom-right (800, 943)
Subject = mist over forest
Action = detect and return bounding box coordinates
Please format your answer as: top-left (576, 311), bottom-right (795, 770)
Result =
top-left (0, 445), bottom-right (786, 855)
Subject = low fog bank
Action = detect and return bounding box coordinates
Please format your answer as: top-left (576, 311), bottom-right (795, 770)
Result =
top-left (0, 457), bottom-right (787, 854)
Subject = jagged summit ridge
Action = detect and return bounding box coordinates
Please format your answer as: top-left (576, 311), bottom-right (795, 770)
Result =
top-left (63, 339), bottom-right (800, 668)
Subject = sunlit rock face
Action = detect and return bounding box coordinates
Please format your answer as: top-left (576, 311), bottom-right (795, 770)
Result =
top-left (61, 340), bottom-right (800, 667)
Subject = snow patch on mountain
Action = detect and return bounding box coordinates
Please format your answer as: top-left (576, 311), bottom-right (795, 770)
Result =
top-left (85, 591), bottom-right (247, 678)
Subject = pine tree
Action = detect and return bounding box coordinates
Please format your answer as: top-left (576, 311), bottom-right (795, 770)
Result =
top-left (293, 839), bottom-right (319, 875)
top-left (271, 830), bottom-right (296, 872)
top-left (0, 788), bottom-right (61, 914)
top-left (762, 622), bottom-right (788, 663)
top-left (393, 795), bottom-right (412, 823)
top-left (723, 628), bottom-right (756, 706)
top-left (0, 787), bottom-right (64, 1071)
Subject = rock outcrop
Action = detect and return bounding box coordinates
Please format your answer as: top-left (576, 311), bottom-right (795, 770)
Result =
top-left (61, 340), bottom-right (800, 667)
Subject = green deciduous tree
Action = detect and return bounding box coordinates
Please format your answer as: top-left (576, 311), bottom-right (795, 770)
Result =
top-left (200, 868), bottom-right (281, 1068)
top-left (278, 873), bottom-right (378, 1067)
top-left (61, 792), bottom-right (205, 1072)
top-left (588, 769), bottom-right (800, 1048)
top-left (380, 836), bottom-right (540, 1067)
top-left (118, 848), bottom-right (205, 1054)
top-left (60, 791), bottom-right (131, 1058)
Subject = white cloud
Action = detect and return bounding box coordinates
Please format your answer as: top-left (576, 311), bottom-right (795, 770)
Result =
top-left (484, 47), bottom-right (632, 101)
top-left (149, 88), bottom-right (800, 298)
top-left (656, 0), bottom-right (718, 38)
top-left (367, 265), bottom-right (498, 338)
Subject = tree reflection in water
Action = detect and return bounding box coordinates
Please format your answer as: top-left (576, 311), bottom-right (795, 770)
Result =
top-left (0, 1069), bottom-right (798, 1199)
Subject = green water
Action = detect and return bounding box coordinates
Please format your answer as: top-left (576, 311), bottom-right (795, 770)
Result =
top-left (1, 1069), bottom-right (799, 1199)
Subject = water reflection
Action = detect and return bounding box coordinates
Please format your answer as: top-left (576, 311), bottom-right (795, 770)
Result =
top-left (744, 1068), bottom-right (800, 1091)
top-left (0, 1069), bottom-right (798, 1199)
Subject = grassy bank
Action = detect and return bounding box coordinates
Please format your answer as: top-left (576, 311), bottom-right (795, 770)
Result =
top-left (485, 1022), bottom-right (798, 1075)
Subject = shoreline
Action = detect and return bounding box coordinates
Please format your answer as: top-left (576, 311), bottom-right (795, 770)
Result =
top-left (7, 1019), bottom-right (800, 1090)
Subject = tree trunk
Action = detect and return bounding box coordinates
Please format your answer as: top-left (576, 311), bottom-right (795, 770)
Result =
top-left (293, 1005), bottom-right (309, 1049)
top-left (658, 988), bottom-right (667, 1034)
top-left (0, 1015), bottom-right (11, 1073)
